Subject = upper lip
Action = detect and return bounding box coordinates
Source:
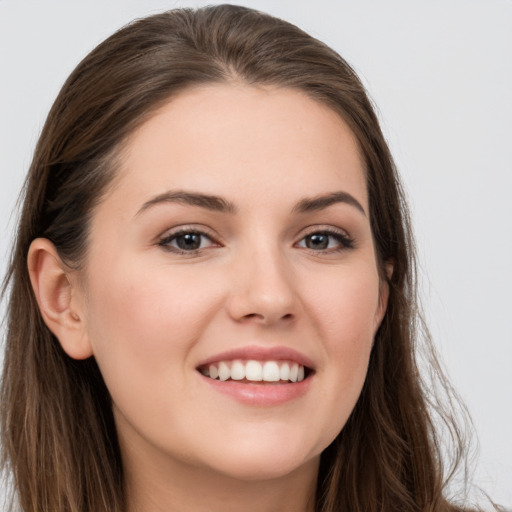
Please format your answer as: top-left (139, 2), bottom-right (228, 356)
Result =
top-left (196, 345), bottom-right (315, 370)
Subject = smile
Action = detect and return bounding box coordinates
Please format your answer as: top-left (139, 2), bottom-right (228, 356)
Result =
top-left (199, 359), bottom-right (307, 383)
top-left (196, 346), bottom-right (314, 404)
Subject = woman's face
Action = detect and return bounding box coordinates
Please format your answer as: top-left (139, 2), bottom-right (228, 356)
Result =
top-left (76, 84), bottom-right (388, 482)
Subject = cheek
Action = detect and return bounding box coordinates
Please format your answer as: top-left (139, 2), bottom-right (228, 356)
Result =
top-left (301, 263), bottom-right (380, 433)
top-left (82, 257), bottom-right (225, 396)
top-left (307, 263), bottom-right (381, 350)
top-left (88, 255), bottom-right (218, 335)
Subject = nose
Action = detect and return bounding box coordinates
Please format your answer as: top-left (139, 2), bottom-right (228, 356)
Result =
top-left (226, 244), bottom-right (299, 326)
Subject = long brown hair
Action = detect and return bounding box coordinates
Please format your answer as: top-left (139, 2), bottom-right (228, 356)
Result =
top-left (1, 5), bottom-right (481, 511)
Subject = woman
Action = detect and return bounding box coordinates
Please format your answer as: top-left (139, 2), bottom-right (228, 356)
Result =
top-left (0, 5), bottom-right (496, 512)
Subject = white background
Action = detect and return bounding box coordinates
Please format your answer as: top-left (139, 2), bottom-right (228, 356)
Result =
top-left (1, 0), bottom-right (511, 508)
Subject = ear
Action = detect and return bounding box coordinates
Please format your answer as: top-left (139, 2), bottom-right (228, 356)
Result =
top-left (374, 261), bottom-right (394, 333)
top-left (27, 238), bottom-right (93, 360)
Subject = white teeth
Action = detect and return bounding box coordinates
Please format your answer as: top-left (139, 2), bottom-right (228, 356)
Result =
top-left (218, 361), bottom-right (230, 381)
top-left (209, 364), bottom-right (219, 379)
top-left (262, 361), bottom-right (280, 382)
top-left (245, 360), bottom-right (263, 381)
top-left (289, 363), bottom-right (298, 382)
top-left (230, 360), bottom-right (245, 380)
top-left (202, 359), bottom-right (307, 383)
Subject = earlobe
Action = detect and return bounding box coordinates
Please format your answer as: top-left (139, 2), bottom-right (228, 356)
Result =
top-left (27, 238), bottom-right (93, 360)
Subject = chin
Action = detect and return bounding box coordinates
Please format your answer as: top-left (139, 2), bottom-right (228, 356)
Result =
top-left (195, 430), bottom-right (322, 482)
top-left (210, 452), bottom-right (318, 482)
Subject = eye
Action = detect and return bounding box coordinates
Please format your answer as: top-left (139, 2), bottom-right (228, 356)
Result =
top-left (296, 230), bottom-right (354, 252)
top-left (158, 229), bottom-right (217, 253)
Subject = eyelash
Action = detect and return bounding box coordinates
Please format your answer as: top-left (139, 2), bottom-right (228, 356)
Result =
top-left (297, 229), bottom-right (355, 252)
top-left (158, 228), bottom-right (219, 255)
top-left (157, 227), bottom-right (355, 255)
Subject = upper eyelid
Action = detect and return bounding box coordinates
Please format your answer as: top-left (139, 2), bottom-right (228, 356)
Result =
top-left (158, 225), bottom-right (219, 241)
top-left (296, 224), bottom-right (351, 238)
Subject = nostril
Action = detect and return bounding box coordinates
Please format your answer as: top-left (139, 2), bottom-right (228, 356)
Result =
top-left (239, 312), bottom-right (294, 324)
top-left (239, 313), bottom-right (264, 323)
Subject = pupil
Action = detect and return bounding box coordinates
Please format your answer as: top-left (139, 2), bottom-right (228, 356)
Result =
top-left (177, 233), bottom-right (201, 250)
top-left (307, 234), bottom-right (328, 250)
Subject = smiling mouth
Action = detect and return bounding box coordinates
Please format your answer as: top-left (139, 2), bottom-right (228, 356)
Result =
top-left (198, 359), bottom-right (311, 383)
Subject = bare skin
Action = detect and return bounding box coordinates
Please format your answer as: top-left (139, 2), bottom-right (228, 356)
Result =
top-left (28, 84), bottom-right (388, 511)
top-left (122, 432), bottom-right (318, 512)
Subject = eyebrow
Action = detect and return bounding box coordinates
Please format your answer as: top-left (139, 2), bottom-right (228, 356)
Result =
top-left (292, 191), bottom-right (366, 216)
top-left (136, 189), bottom-right (366, 217)
top-left (136, 190), bottom-right (238, 216)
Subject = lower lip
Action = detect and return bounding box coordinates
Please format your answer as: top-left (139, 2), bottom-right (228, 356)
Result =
top-left (200, 374), bottom-right (313, 406)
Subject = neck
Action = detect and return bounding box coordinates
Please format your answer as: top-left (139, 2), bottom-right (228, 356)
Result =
top-left (124, 446), bottom-right (319, 512)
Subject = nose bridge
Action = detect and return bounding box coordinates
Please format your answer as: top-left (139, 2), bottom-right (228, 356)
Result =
top-left (227, 230), bottom-right (298, 324)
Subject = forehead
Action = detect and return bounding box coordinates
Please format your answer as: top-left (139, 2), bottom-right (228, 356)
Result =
top-left (105, 84), bottom-right (367, 215)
